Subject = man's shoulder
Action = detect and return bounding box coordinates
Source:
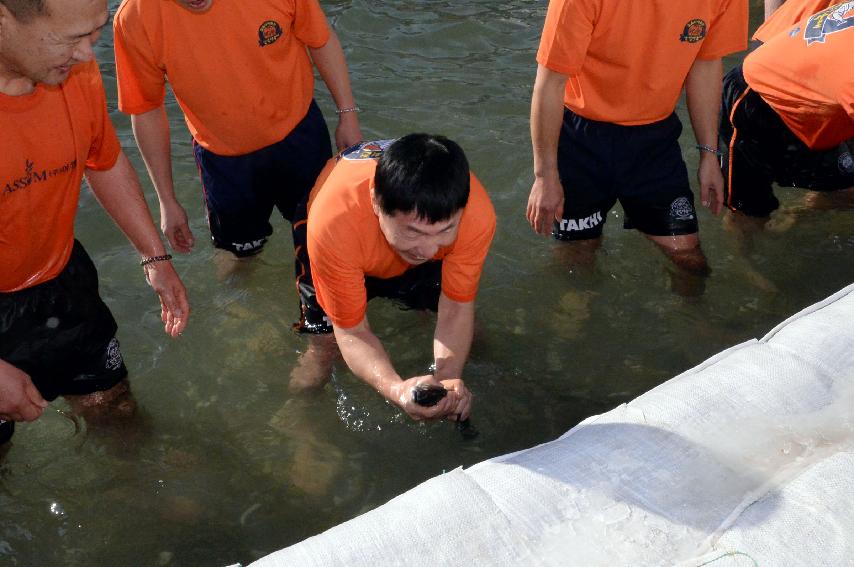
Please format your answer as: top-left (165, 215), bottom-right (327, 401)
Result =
top-left (114, 0), bottom-right (161, 27)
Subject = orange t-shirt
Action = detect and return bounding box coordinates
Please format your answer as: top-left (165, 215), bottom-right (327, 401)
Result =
top-left (537, 0), bottom-right (748, 125)
top-left (744, 3), bottom-right (854, 149)
top-left (113, 0), bottom-right (330, 156)
top-left (0, 61), bottom-right (121, 292)
top-left (307, 141), bottom-right (497, 329)
top-left (753, 0), bottom-right (834, 42)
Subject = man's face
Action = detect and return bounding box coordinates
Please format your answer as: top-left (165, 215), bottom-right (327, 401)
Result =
top-left (372, 192), bottom-right (463, 266)
top-left (0, 0), bottom-right (109, 87)
top-left (172, 0), bottom-right (212, 13)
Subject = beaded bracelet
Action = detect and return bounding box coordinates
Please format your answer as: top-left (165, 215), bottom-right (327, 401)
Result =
top-left (139, 254), bottom-right (173, 267)
top-left (696, 144), bottom-right (723, 167)
top-left (335, 106), bottom-right (361, 115)
top-left (696, 144), bottom-right (723, 157)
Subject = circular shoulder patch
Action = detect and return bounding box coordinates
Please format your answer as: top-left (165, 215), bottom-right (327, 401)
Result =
top-left (679, 19), bottom-right (707, 43)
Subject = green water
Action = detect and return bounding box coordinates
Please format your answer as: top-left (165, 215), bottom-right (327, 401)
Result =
top-left (3, 1), bottom-right (854, 565)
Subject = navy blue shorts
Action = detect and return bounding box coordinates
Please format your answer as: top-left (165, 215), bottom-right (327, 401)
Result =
top-left (193, 100), bottom-right (333, 257)
top-left (0, 240), bottom-right (128, 403)
top-left (291, 208), bottom-right (442, 335)
top-left (720, 64), bottom-right (854, 217)
top-left (554, 109), bottom-right (698, 240)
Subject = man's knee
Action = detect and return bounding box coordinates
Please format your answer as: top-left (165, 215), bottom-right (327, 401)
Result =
top-left (647, 234), bottom-right (710, 275)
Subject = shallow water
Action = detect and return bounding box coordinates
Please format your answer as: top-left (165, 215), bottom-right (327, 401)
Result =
top-left (3, 1), bottom-right (854, 565)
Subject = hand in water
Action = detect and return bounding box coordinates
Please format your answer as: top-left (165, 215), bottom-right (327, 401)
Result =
top-left (0, 359), bottom-right (48, 422)
top-left (392, 375), bottom-right (470, 421)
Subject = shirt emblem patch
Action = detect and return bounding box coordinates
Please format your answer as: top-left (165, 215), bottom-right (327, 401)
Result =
top-left (258, 20), bottom-right (283, 47)
top-left (679, 19), bottom-right (707, 43)
top-left (341, 139), bottom-right (396, 161)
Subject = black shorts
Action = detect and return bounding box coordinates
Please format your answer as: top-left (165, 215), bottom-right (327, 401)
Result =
top-left (193, 99), bottom-right (333, 257)
top-left (0, 240), bottom-right (128, 402)
top-left (721, 64), bottom-right (854, 217)
top-left (291, 212), bottom-right (442, 335)
top-left (554, 109), bottom-right (699, 241)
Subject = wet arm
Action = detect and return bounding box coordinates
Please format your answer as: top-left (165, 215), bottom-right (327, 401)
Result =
top-left (686, 57), bottom-right (725, 214)
top-left (433, 294), bottom-right (475, 381)
top-left (132, 106), bottom-right (194, 252)
top-left (334, 318), bottom-right (456, 419)
top-left (308, 31), bottom-right (362, 149)
top-left (334, 318), bottom-right (402, 403)
top-left (527, 64), bottom-right (569, 235)
top-left (85, 153), bottom-right (190, 335)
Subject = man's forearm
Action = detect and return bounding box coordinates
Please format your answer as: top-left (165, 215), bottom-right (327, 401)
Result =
top-left (334, 319), bottom-right (403, 402)
top-left (309, 31), bottom-right (357, 111)
top-left (531, 64), bottom-right (568, 179)
top-left (765, 0), bottom-right (785, 20)
top-left (433, 294), bottom-right (475, 381)
top-left (685, 58), bottom-right (723, 149)
top-left (85, 152), bottom-right (168, 258)
top-left (131, 105), bottom-right (179, 205)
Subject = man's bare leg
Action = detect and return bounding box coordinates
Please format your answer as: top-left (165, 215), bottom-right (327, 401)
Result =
top-left (288, 333), bottom-right (339, 393)
top-left (64, 378), bottom-right (136, 425)
top-left (646, 233), bottom-right (709, 297)
top-left (553, 237), bottom-right (603, 271)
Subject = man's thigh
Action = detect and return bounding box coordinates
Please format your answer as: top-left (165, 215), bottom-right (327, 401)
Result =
top-left (617, 113), bottom-right (699, 237)
top-left (193, 101), bottom-right (333, 257)
top-left (553, 109), bottom-right (617, 241)
top-left (0, 241), bottom-right (128, 402)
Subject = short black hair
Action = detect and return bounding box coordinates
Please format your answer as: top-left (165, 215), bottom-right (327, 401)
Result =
top-left (374, 134), bottom-right (470, 223)
top-left (0, 0), bottom-right (47, 22)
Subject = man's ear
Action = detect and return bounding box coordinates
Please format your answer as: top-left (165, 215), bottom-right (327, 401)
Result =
top-left (370, 187), bottom-right (380, 216)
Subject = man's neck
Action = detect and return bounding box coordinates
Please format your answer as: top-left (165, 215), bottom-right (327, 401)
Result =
top-left (0, 62), bottom-right (37, 96)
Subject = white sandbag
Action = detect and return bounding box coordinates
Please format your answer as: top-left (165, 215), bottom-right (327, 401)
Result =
top-left (250, 284), bottom-right (854, 567)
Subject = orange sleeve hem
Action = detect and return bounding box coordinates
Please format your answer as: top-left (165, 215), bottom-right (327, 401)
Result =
top-left (118, 98), bottom-right (165, 116)
top-left (327, 313), bottom-right (365, 330)
top-left (303, 27), bottom-right (331, 49)
top-left (88, 145), bottom-right (121, 172)
top-left (535, 53), bottom-right (578, 77)
top-left (442, 290), bottom-right (477, 304)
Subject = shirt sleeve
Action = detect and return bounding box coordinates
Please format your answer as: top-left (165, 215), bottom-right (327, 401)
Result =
top-left (81, 62), bottom-right (121, 171)
top-left (113, 4), bottom-right (168, 115)
top-left (440, 174), bottom-right (496, 303)
top-left (308, 220), bottom-right (369, 329)
top-left (535, 0), bottom-right (598, 75)
top-left (698, 0), bottom-right (748, 60)
top-left (293, 0), bottom-right (331, 48)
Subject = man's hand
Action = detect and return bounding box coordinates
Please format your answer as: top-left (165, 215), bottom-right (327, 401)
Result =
top-left (526, 171), bottom-right (565, 235)
top-left (0, 359), bottom-right (48, 422)
top-left (335, 112), bottom-right (362, 151)
top-left (160, 199), bottom-right (195, 253)
top-left (144, 261), bottom-right (190, 337)
top-left (698, 153), bottom-right (725, 215)
top-left (391, 375), bottom-right (471, 421)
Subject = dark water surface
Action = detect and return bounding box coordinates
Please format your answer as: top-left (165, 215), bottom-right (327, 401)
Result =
top-left (3, 1), bottom-right (854, 565)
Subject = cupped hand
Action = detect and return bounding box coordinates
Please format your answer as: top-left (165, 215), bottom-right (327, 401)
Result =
top-left (144, 261), bottom-right (190, 337)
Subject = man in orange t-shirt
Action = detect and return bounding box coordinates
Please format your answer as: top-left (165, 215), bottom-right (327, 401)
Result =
top-left (721, 3), bottom-right (854, 218)
top-left (755, 0), bottom-right (837, 42)
top-left (527, 0), bottom-right (747, 280)
top-left (113, 0), bottom-right (361, 306)
top-left (0, 0), bottom-right (189, 445)
top-left (294, 135), bottom-right (496, 422)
